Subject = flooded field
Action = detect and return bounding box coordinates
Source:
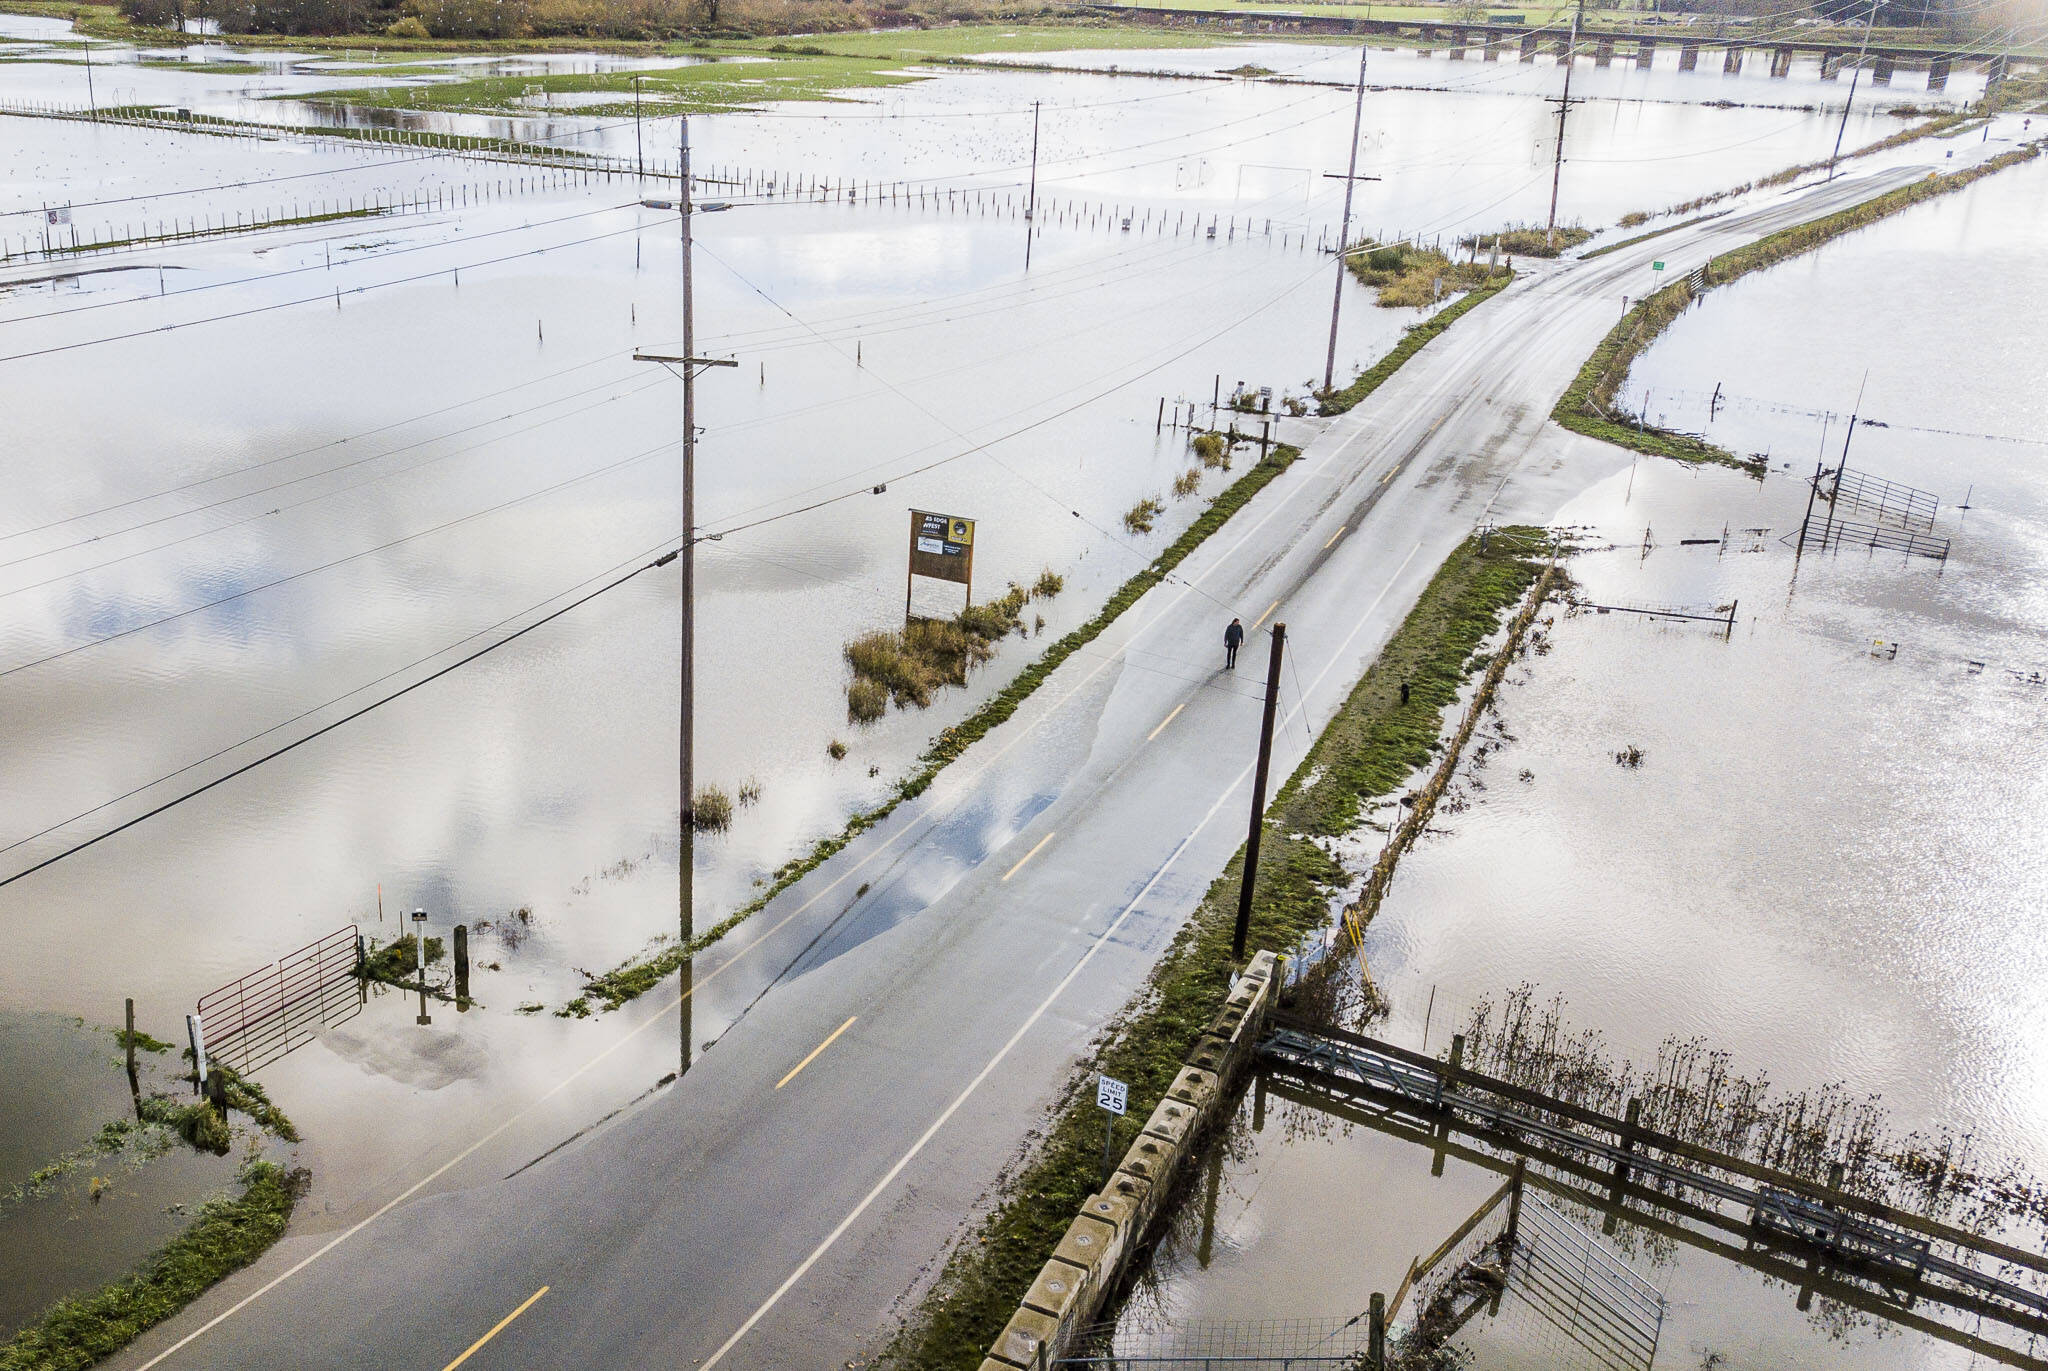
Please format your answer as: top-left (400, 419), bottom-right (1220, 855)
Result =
top-left (0, 9), bottom-right (2027, 1343)
top-left (1135, 138), bottom-right (2048, 1369)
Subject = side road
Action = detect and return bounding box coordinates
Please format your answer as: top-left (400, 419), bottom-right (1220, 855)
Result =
top-left (111, 159), bottom-right (1953, 1371)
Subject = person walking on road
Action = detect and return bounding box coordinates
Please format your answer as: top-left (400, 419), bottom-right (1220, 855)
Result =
top-left (1223, 617), bottom-right (1245, 669)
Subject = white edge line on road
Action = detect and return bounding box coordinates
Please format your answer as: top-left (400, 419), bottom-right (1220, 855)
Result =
top-left (697, 540), bottom-right (1421, 1371)
top-left (134, 381), bottom-right (1408, 1368)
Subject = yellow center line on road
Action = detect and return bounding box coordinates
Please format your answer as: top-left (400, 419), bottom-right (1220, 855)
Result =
top-left (441, 1286), bottom-right (548, 1371)
top-left (1322, 524), bottom-right (1347, 550)
top-left (1251, 599), bottom-right (1280, 629)
top-left (1146, 702), bottom-right (1187, 742)
top-left (1001, 831), bottom-right (1056, 882)
top-left (776, 1016), bottom-right (858, 1090)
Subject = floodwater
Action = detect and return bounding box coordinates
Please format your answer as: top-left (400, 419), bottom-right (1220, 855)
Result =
top-left (0, 1010), bottom-right (244, 1337)
top-left (0, 13), bottom-right (2012, 1328)
top-left (1137, 142), bottom-right (2048, 1367)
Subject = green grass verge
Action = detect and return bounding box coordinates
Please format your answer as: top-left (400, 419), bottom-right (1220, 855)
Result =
top-left (1317, 270), bottom-right (1512, 415)
top-left (0, 1161), bottom-right (305, 1371)
top-left (1578, 210), bottom-right (1725, 261)
top-left (302, 52), bottom-right (927, 115)
top-left (876, 529), bottom-right (1546, 1371)
top-left (1555, 141), bottom-right (2044, 473)
top-left (576, 443), bottom-right (1305, 1012)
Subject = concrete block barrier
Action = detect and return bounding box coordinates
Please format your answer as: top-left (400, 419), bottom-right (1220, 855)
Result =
top-left (984, 950), bottom-right (1281, 1368)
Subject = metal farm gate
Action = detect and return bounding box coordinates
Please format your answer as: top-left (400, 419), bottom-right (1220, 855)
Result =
top-left (195, 924), bottom-right (360, 1074)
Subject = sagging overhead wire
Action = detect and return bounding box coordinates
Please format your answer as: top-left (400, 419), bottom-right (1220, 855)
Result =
top-left (0, 433), bottom-right (679, 679)
top-left (0, 373), bottom-right (666, 595)
top-left (692, 246), bottom-right (1330, 557)
top-left (0, 196), bottom-right (645, 330)
top-left (0, 536), bottom-right (684, 892)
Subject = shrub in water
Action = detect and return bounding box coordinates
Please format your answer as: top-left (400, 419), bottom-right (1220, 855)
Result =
top-left (692, 785), bottom-right (733, 832)
top-left (847, 677), bottom-right (887, 724)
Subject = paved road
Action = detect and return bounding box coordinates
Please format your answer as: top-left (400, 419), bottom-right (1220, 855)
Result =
top-left (114, 160), bottom-right (1944, 1371)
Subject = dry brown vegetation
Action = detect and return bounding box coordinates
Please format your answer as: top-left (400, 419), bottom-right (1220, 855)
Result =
top-left (843, 585), bottom-right (1033, 717)
top-left (1458, 223), bottom-right (1594, 258)
top-left (1346, 243), bottom-right (1509, 309)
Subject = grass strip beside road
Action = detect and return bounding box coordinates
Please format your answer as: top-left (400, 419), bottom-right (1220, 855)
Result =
top-left (1554, 140), bottom-right (2045, 473)
top-left (877, 530), bottom-right (1545, 1371)
top-left (1317, 272), bottom-right (1512, 415)
top-left (0, 1161), bottom-right (305, 1371)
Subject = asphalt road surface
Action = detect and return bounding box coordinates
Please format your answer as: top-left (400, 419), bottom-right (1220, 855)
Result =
top-left (113, 157), bottom-right (1953, 1371)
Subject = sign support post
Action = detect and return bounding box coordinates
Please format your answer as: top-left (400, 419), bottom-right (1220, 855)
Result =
top-left (1097, 1074), bottom-right (1128, 1184)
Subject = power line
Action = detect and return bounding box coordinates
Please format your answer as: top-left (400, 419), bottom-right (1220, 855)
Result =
top-left (0, 539), bottom-right (682, 892)
top-left (695, 252), bottom-right (1330, 546)
top-left (0, 434), bottom-right (678, 679)
top-left (0, 216), bottom-right (653, 365)
top-left (0, 196), bottom-right (640, 330)
top-left (0, 374), bottom-right (664, 595)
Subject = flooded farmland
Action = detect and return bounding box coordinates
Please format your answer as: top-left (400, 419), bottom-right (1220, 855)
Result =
top-left (1136, 134), bottom-right (2048, 1371)
top-left (0, 6), bottom-right (2037, 1361)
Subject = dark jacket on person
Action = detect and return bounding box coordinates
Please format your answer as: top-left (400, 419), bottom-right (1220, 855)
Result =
top-left (1224, 622), bottom-right (1245, 648)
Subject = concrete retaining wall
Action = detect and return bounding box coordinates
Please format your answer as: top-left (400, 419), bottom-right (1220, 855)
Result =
top-left (980, 950), bottom-right (1283, 1370)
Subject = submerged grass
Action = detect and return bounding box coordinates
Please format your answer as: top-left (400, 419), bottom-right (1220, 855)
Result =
top-left (1344, 241), bottom-right (1508, 309)
top-left (876, 530), bottom-right (1546, 1371)
top-left (1555, 141), bottom-right (2044, 472)
top-left (1458, 223), bottom-right (1593, 258)
top-left (0, 1160), bottom-right (305, 1371)
top-left (575, 445), bottom-right (1303, 1013)
top-left (845, 586), bottom-right (1031, 715)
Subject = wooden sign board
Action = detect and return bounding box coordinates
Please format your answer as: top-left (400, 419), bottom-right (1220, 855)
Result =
top-left (909, 510), bottom-right (975, 585)
top-left (907, 510), bottom-right (976, 620)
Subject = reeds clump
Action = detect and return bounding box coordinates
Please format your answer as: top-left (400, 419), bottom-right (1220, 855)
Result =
top-left (1347, 243), bottom-right (1508, 308)
top-left (844, 587), bottom-right (1029, 715)
top-left (1458, 223), bottom-right (1593, 258)
top-left (736, 777), bottom-right (762, 807)
top-left (1191, 432), bottom-right (1229, 469)
top-left (847, 677), bottom-right (887, 724)
top-left (827, 739), bottom-right (848, 760)
top-left (1123, 497), bottom-right (1165, 535)
top-left (1032, 568), bottom-right (1064, 600)
top-left (1172, 469), bottom-right (1202, 499)
top-left (691, 785), bottom-right (732, 833)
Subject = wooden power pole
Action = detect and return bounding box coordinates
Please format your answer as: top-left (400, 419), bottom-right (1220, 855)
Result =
top-left (635, 115), bottom-right (735, 1076)
top-left (1234, 623), bottom-right (1287, 961)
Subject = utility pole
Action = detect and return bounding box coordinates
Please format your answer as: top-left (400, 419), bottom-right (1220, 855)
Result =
top-left (1826, 0), bottom-right (1881, 182)
top-left (1024, 100), bottom-right (1041, 270)
top-left (634, 116), bottom-right (735, 1076)
top-left (1322, 44), bottom-right (1370, 395)
top-left (1233, 623), bottom-right (1287, 962)
top-left (633, 75), bottom-right (644, 181)
top-left (82, 35), bottom-right (97, 121)
top-left (1545, 0), bottom-right (1585, 250)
